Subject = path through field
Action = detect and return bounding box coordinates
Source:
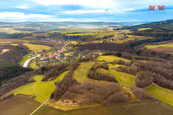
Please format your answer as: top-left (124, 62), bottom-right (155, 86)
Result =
top-left (30, 97), bottom-right (50, 115)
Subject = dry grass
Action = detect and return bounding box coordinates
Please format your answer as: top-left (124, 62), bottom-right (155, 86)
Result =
top-left (23, 43), bottom-right (51, 52)
top-left (0, 49), bottom-right (9, 55)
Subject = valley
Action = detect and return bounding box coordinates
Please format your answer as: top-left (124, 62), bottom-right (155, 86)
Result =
top-left (0, 20), bottom-right (173, 115)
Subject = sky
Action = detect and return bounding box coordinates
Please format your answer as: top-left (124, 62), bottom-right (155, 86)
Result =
top-left (0, 0), bottom-right (172, 22)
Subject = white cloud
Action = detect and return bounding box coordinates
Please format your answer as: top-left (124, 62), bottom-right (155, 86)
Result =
top-left (16, 5), bottom-right (29, 9)
top-left (62, 7), bottom-right (138, 15)
top-left (0, 12), bottom-right (52, 22)
top-left (33, 0), bottom-right (173, 13)
top-left (62, 9), bottom-right (112, 14)
top-left (33, 0), bottom-right (117, 9)
top-left (0, 12), bottom-right (100, 22)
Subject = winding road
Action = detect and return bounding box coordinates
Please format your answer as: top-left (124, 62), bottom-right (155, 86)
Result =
top-left (23, 54), bottom-right (41, 68)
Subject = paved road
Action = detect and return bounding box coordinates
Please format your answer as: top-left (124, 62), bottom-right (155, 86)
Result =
top-left (23, 54), bottom-right (40, 68)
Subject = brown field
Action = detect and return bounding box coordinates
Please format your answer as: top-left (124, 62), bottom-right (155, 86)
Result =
top-left (36, 101), bottom-right (173, 115)
top-left (0, 94), bottom-right (40, 115)
top-left (154, 47), bottom-right (173, 53)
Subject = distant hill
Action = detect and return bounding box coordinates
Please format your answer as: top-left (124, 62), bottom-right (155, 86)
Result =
top-left (118, 19), bottom-right (173, 31)
top-left (0, 22), bottom-right (138, 33)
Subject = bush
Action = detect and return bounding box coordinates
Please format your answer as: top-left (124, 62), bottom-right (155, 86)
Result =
top-left (135, 71), bottom-right (153, 88)
top-left (132, 88), bottom-right (153, 100)
top-left (88, 71), bottom-right (117, 82)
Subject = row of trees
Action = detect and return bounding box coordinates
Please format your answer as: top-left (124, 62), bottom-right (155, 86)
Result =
top-left (51, 62), bottom-right (80, 100)
top-left (78, 42), bottom-right (129, 52)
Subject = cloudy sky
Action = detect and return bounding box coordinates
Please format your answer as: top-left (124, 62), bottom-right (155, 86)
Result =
top-left (0, 0), bottom-right (172, 22)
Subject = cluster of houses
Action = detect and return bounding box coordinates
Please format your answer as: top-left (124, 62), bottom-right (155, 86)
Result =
top-left (40, 47), bottom-right (66, 62)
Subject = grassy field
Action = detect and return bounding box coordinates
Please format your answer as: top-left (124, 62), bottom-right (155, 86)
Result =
top-left (97, 67), bottom-right (136, 101)
top-left (146, 43), bottom-right (173, 49)
top-left (50, 30), bottom-right (91, 34)
top-left (97, 68), bottom-right (135, 87)
top-left (51, 29), bottom-right (115, 39)
top-left (97, 55), bottom-right (130, 62)
top-left (111, 38), bottom-right (135, 44)
top-left (146, 83), bottom-right (173, 106)
top-left (23, 43), bottom-right (51, 52)
top-left (0, 28), bottom-right (21, 33)
top-left (127, 35), bottom-right (149, 40)
top-left (10, 43), bottom-right (19, 46)
top-left (30, 63), bottom-right (39, 69)
top-left (138, 28), bottom-right (151, 31)
top-left (73, 62), bottom-right (95, 83)
top-left (54, 71), bottom-right (69, 83)
top-left (0, 39), bottom-right (28, 43)
top-left (30, 59), bottom-right (39, 69)
top-left (13, 75), bottom-right (56, 103)
top-left (67, 41), bottom-right (78, 45)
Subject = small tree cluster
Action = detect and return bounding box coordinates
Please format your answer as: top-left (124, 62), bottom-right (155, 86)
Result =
top-left (87, 63), bottom-right (117, 82)
top-left (62, 81), bottom-right (128, 105)
top-left (135, 71), bottom-right (153, 88)
top-left (43, 63), bottom-right (69, 81)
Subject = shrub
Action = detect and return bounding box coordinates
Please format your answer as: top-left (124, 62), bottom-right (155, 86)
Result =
top-left (132, 88), bottom-right (153, 100)
top-left (135, 71), bottom-right (153, 88)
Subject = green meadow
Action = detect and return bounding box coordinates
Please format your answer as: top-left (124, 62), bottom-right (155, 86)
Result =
top-left (13, 75), bottom-right (56, 103)
top-left (97, 55), bottom-right (130, 62)
top-left (73, 62), bottom-right (95, 83)
top-left (146, 43), bottom-right (173, 49)
top-left (146, 83), bottom-right (173, 106)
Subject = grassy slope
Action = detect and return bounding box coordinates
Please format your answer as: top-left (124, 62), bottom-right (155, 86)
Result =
top-left (146, 43), bottom-right (173, 49)
top-left (97, 63), bottom-right (136, 101)
top-left (97, 55), bottom-right (130, 62)
top-left (146, 83), bottom-right (173, 106)
top-left (97, 68), bottom-right (135, 87)
top-left (13, 75), bottom-right (56, 103)
top-left (30, 58), bottom-right (39, 69)
top-left (10, 43), bottom-right (19, 46)
top-left (23, 43), bottom-right (51, 52)
top-left (54, 71), bottom-right (69, 83)
top-left (138, 28), bottom-right (151, 31)
top-left (0, 39), bottom-right (28, 43)
top-left (30, 62), bottom-right (39, 69)
top-left (73, 62), bottom-right (95, 83)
